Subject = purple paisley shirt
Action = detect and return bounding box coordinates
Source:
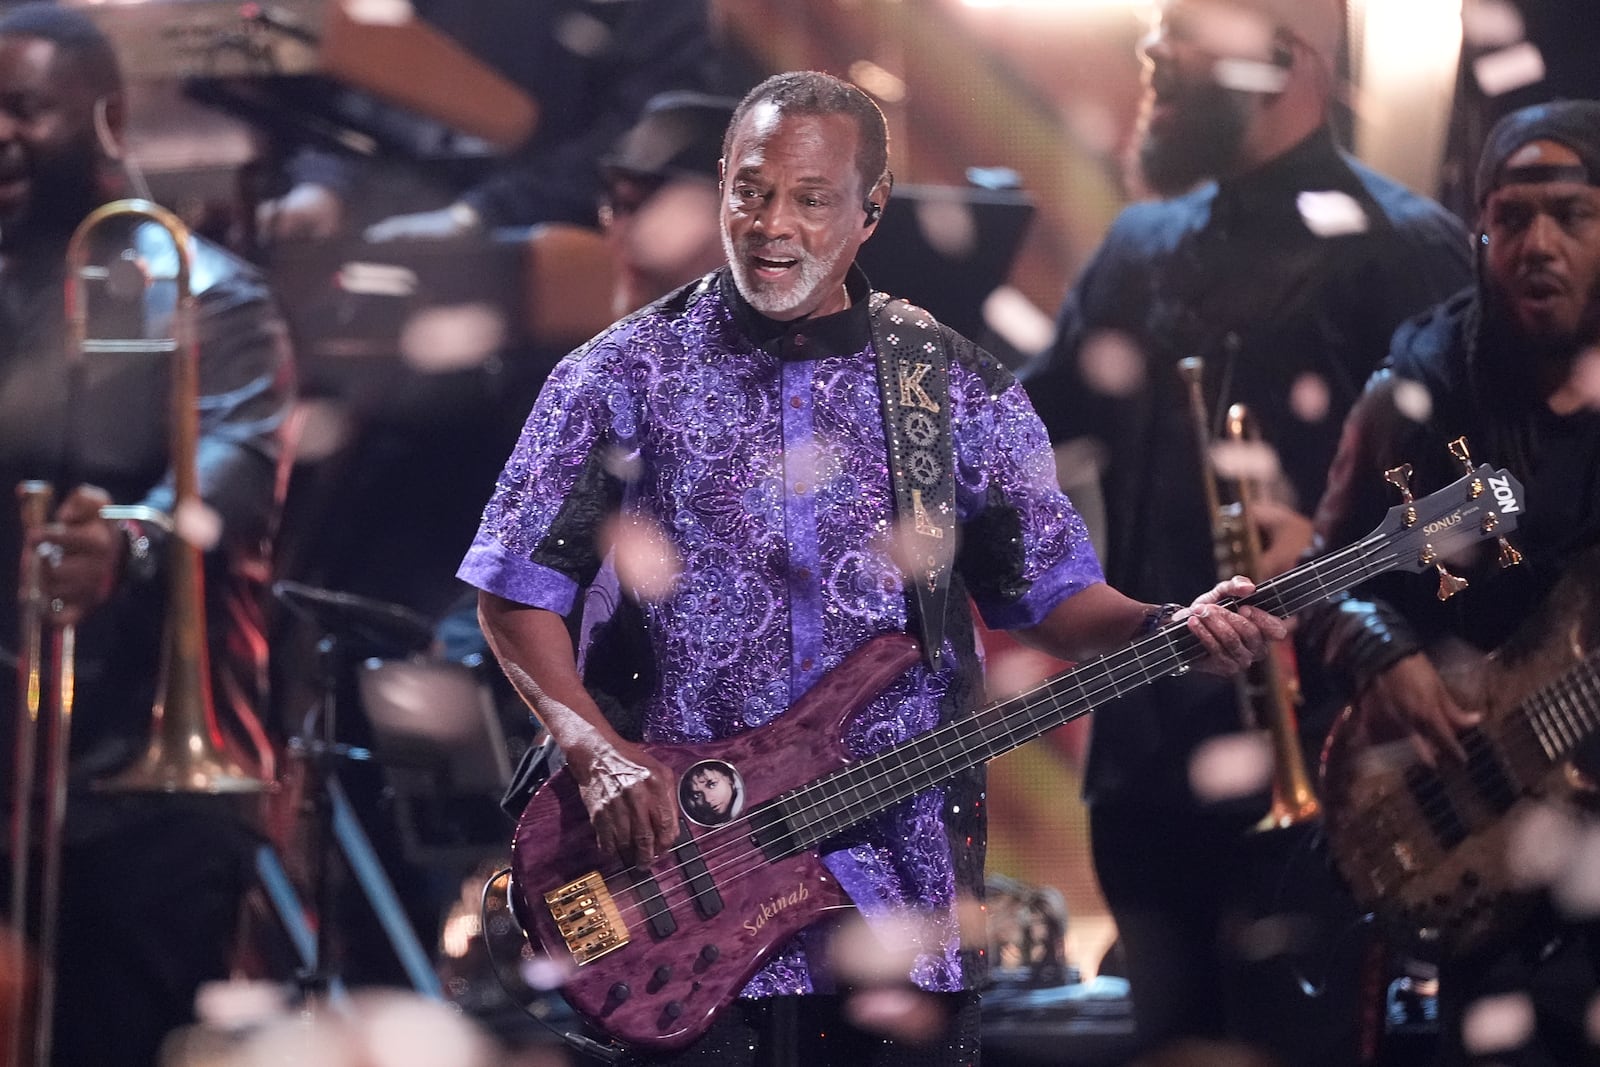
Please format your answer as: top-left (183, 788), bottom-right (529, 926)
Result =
top-left (459, 268), bottom-right (1103, 996)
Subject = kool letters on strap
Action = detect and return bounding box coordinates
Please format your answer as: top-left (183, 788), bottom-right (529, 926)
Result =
top-left (869, 293), bottom-right (956, 670)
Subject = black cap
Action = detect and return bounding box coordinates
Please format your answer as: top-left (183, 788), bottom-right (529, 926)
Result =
top-left (1476, 99), bottom-right (1600, 206)
top-left (600, 91), bottom-right (739, 184)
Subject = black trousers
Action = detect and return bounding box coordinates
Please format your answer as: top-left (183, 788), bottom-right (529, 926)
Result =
top-left (4, 797), bottom-right (256, 1067)
top-left (618, 991), bottom-right (983, 1067)
top-left (1434, 915), bottom-right (1600, 1067)
top-left (1090, 801), bottom-right (1376, 1067)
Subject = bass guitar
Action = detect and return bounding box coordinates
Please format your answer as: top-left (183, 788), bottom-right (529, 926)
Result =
top-left (509, 463), bottom-right (1522, 1052)
top-left (1322, 544), bottom-right (1600, 961)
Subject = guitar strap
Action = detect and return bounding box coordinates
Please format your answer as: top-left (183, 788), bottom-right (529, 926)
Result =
top-left (869, 293), bottom-right (956, 670)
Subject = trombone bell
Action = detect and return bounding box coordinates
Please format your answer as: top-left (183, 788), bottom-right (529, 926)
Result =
top-left (65, 199), bottom-right (270, 796)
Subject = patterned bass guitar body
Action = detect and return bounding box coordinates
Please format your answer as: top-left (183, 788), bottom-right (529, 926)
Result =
top-left (508, 634), bottom-right (923, 1051)
top-left (1322, 557), bottom-right (1600, 960)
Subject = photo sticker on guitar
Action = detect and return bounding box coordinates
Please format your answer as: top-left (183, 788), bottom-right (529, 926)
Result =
top-left (680, 760), bottom-right (746, 826)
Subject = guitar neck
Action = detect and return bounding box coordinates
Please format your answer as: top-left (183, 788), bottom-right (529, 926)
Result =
top-left (780, 530), bottom-right (1401, 849)
top-left (1504, 649), bottom-right (1600, 774)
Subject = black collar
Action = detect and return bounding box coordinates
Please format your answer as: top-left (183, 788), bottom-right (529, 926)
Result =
top-left (720, 264), bottom-right (874, 362)
top-left (1211, 126), bottom-right (1361, 229)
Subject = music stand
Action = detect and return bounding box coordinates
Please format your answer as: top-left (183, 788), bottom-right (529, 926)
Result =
top-left (355, 657), bottom-right (515, 869)
top-left (854, 182), bottom-right (1036, 344)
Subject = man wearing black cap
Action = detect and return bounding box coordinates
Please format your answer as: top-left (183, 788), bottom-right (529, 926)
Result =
top-left (1309, 98), bottom-right (1600, 1066)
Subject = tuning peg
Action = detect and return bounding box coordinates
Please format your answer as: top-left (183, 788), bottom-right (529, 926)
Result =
top-left (1384, 463), bottom-right (1417, 527)
top-left (1434, 562), bottom-right (1469, 600)
top-left (1419, 544), bottom-right (1469, 601)
top-left (1478, 511), bottom-right (1523, 568)
top-left (1447, 438), bottom-right (1484, 498)
top-left (1498, 538), bottom-right (1523, 569)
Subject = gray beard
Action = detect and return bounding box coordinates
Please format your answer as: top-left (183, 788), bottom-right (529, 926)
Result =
top-left (721, 229), bottom-right (840, 319)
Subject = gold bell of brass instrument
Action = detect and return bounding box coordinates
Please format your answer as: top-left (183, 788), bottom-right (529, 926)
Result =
top-left (1178, 356), bottom-right (1320, 831)
top-left (67, 200), bottom-right (272, 796)
top-left (8, 199), bottom-right (272, 1067)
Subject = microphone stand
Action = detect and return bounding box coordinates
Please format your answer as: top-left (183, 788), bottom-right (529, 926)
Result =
top-left (265, 582), bottom-right (443, 1007)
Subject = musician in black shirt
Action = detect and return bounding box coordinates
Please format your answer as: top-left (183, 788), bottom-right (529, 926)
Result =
top-left (1309, 99), bottom-right (1600, 1067)
top-left (1023, 1), bottom-right (1470, 1062)
top-left (0, 7), bottom-right (294, 1065)
top-left (258, 0), bottom-right (722, 242)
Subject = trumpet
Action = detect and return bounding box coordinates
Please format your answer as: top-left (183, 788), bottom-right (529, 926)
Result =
top-left (7, 199), bottom-right (271, 1067)
top-left (1178, 356), bottom-right (1320, 831)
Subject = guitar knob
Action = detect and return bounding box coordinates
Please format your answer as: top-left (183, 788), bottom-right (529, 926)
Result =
top-left (700, 944), bottom-right (720, 964)
top-left (664, 1000), bottom-right (684, 1020)
top-left (609, 982), bottom-right (631, 1003)
top-left (654, 965), bottom-right (674, 985)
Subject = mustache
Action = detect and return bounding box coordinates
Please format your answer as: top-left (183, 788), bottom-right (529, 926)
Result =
top-left (1148, 66), bottom-right (1183, 103)
top-left (739, 236), bottom-right (805, 259)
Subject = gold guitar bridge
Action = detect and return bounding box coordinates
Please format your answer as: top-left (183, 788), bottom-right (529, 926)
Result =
top-left (545, 871), bottom-right (631, 965)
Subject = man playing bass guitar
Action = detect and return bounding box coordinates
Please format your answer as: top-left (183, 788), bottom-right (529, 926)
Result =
top-left (459, 71), bottom-right (1281, 1065)
top-left (1308, 99), bottom-right (1600, 1067)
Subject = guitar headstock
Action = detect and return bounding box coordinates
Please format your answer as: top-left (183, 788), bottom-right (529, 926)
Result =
top-left (1374, 462), bottom-right (1525, 596)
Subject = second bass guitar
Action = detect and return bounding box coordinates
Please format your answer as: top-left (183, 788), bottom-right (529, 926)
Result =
top-left (1323, 543), bottom-right (1600, 960)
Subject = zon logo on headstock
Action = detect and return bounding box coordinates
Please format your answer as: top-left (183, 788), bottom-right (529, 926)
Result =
top-left (1489, 475), bottom-right (1521, 514)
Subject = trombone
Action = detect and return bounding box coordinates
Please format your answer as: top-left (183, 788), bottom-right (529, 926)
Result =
top-left (7, 199), bottom-right (271, 1067)
top-left (1178, 356), bottom-right (1320, 831)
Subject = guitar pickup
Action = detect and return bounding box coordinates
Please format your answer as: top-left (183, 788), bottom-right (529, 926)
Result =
top-left (545, 871), bottom-right (630, 965)
top-left (672, 823), bottom-right (724, 919)
top-left (631, 866), bottom-right (678, 939)
top-left (1404, 765), bottom-right (1470, 850)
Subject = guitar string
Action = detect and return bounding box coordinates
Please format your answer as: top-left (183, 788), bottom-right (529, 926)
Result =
top-left (1336, 648), bottom-right (1600, 865)
top-left (575, 499), bottom-right (1509, 937)
top-left (1320, 643), bottom-right (1600, 897)
top-left (768, 502), bottom-right (1516, 883)
top-left (756, 539), bottom-right (1398, 864)
top-left (579, 534), bottom-right (1398, 935)
top-left (593, 527), bottom-right (1547, 944)
top-left (1333, 649), bottom-right (1600, 890)
top-left (589, 536), bottom-right (1406, 936)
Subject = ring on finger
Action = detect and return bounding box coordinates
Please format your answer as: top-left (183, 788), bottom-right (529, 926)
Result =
top-left (49, 597), bottom-right (65, 615)
top-left (39, 542), bottom-right (63, 569)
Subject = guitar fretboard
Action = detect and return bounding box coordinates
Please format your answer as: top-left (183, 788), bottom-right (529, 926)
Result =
top-left (777, 529), bottom-right (1402, 850)
top-left (1501, 649), bottom-right (1600, 782)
